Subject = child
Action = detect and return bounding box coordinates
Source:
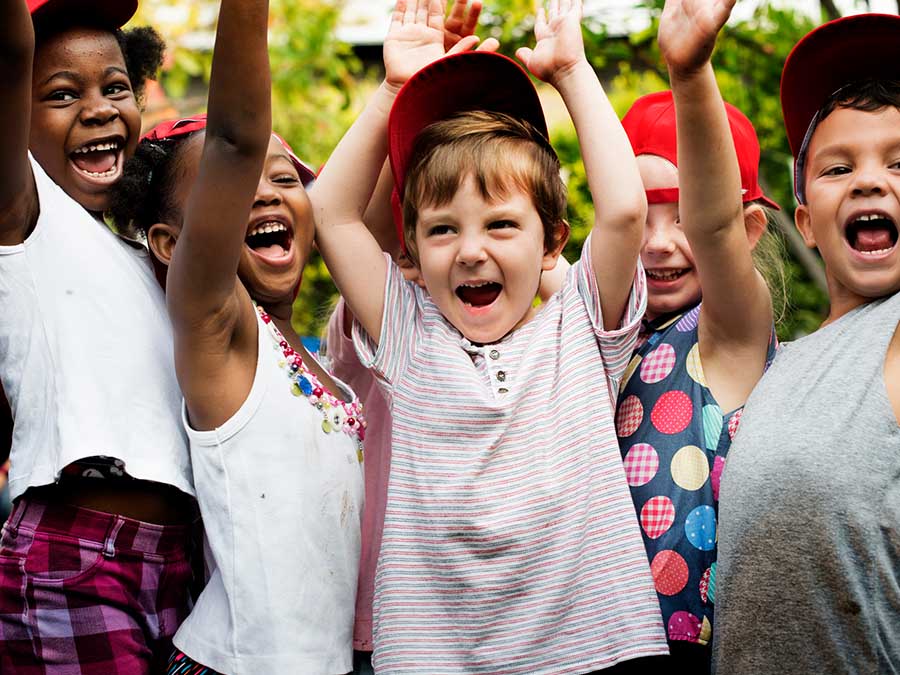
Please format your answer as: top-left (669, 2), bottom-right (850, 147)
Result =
top-left (612, 1), bottom-right (780, 670)
top-left (109, 0), bottom-right (366, 671)
top-left (312, 1), bottom-right (668, 672)
top-left (0, 1), bottom-right (195, 672)
top-left (713, 13), bottom-right (900, 674)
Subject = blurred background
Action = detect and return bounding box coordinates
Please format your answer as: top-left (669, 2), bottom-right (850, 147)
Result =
top-left (131, 0), bottom-right (900, 341)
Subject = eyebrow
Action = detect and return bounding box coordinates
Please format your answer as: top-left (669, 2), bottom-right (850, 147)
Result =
top-left (40, 66), bottom-right (129, 87)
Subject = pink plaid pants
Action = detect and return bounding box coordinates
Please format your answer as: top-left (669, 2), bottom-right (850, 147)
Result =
top-left (0, 496), bottom-right (196, 674)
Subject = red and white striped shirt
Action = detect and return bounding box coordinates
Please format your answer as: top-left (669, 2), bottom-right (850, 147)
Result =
top-left (354, 236), bottom-right (667, 674)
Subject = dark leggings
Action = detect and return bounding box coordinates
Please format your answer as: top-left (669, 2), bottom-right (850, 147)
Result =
top-left (167, 650), bottom-right (224, 675)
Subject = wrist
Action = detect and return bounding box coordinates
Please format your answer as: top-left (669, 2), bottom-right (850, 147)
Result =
top-left (550, 57), bottom-right (593, 92)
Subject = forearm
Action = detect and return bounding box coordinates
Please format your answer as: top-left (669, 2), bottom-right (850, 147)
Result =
top-left (554, 60), bottom-right (646, 237)
top-left (670, 63), bottom-right (743, 239)
top-left (205, 0), bottom-right (271, 156)
top-left (0, 0), bottom-right (35, 222)
top-left (363, 160), bottom-right (402, 257)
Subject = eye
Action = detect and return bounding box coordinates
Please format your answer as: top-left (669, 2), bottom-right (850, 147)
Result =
top-left (46, 89), bottom-right (77, 102)
top-left (104, 82), bottom-right (132, 97)
top-left (822, 165), bottom-right (851, 176)
top-left (427, 224), bottom-right (454, 236)
top-left (487, 219), bottom-right (517, 230)
top-left (889, 159), bottom-right (900, 170)
top-left (273, 173), bottom-right (300, 185)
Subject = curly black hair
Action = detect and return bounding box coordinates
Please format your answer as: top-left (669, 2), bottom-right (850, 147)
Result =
top-left (34, 19), bottom-right (165, 105)
top-left (108, 134), bottom-right (198, 238)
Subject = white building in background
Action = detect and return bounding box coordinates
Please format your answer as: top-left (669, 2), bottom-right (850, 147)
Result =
top-left (337, 0), bottom-right (894, 45)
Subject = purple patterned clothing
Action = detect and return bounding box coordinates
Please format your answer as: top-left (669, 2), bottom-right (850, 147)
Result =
top-left (0, 497), bottom-right (195, 674)
top-left (614, 304), bottom-right (775, 652)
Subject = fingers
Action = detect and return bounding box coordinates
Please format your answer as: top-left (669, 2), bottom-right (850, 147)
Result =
top-left (415, 0), bottom-right (429, 26)
top-left (446, 0), bottom-right (467, 29)
top-left (515, 46), bottom-right (533, 64)
top-left (427, 0), bottom-right (443, 31)
top-left (445, 34), bottom-right (481, 55)
top-left (403, 0), bottom-right (416, 25)
top-left (390, 0), bottom-right (406, 31)
top-left (461, 0), bottom-right (482, 37)
top-left (477, 37), bottom-right (500, 53)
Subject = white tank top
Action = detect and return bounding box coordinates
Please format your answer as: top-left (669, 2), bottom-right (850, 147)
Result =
top-left (174, 308), bottom-right (364, 675)
top-left (0, 157), bottom-right (192, 499)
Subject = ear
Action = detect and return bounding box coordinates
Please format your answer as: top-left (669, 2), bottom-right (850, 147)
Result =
top-left (542, 220), bottom-right (571, 271)
top-left (743, 204), bottom-right (768, 250)
top-left (147, 222), bottom-right (180, 267)
top-left (794, 204), bottom-right (817, 248)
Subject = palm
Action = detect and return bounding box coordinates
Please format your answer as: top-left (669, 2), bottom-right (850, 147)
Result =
top-left (520, 0), bottom-right (586, 84)
top-left (384, 0), bottom-right (446, 88)
top-left (659, 0), bottom-right (735, 74)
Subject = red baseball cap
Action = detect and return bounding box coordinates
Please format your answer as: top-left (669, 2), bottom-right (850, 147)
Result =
top-left (28, 0), bottom-right (138, 28)
top-left (622, 90), bottom-right (778, 209)
top-left (781, 13), bottom-right (900, 202)
top-left (388, 50), bottom-right (548, 243)
top-left (142, 114), bottom-right (317, 186)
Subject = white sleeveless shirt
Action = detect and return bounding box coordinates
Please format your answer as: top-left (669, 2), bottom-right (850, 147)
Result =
top-left (0, 157), bottom-right (192, 499)
top-left (174, 308), bottom-right (364, 675)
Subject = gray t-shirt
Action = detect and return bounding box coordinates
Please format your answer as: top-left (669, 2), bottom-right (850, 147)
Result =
top-left (713, 291), bottom-right (900, 675)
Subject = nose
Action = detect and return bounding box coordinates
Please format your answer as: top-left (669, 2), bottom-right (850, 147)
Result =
top-left (78, 91), bottom-right (119, 126)
top-left (455, 230), bottom-right (488, 266)
top-left (253, 176), bottom-right (282, 207)
top-left (851, 165), bottom-right (888, 198)
top-left (643, 218), bottom-right (676, 256)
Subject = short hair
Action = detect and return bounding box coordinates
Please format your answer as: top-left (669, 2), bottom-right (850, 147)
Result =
top-left (401, 110), bottom-right (567, 262)
top-left (818, 78), bottom-right (900, 124)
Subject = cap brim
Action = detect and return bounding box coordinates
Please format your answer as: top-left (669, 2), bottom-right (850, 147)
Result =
top-left (388, 51), bottom-right (547, 198)
top-left (781, 13), bottom-right (900, 158)
top-left (30, 0), bottom-right (138, 28)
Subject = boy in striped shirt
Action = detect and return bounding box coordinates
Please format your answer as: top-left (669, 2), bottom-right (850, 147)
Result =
top-left (311, 1), bottom-right (667, 672)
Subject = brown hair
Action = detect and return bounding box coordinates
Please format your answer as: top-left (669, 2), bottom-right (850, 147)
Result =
top-left (818, 78), bottom-right (900, 123)
top-left (400, 110), bottom-right (567, 262)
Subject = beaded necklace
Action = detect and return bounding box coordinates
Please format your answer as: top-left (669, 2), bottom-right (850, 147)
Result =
top-left (257, 305), bottom-right (365, 463)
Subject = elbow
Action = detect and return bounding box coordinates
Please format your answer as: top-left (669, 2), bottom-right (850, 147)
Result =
top-left (603, 199), bottom-right (647, 237)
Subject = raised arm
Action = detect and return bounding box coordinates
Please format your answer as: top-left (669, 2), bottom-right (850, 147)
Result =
top-left (165, 0), bottom-right (271, 333)
top-left (517, 0), bottom-right (646, 330)
top-left (312, 0), bottom-right (475, 343)
top-left (660, 0), bottom-right (772, 405)
top-left (0, 0), bottom-right (39, 244)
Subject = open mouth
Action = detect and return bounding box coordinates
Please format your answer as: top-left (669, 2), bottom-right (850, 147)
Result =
top-left (646, 268), bottom-right (689, 282)
top-left (455, 281), bottom-right (502, 307)
top-left (245, 220), bottom-right (293, 260)
top-left (69, 139), bottom-right (123, 180)
top-left (845, 213), bottom-right (899, 255)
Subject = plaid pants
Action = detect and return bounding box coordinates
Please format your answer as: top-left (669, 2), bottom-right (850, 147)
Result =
top-left (0, 496), bottom-right (195, 674)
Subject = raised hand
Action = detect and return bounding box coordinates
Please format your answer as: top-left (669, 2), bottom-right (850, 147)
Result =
top-left (444, 0), bottom-right (500, 54)
top-left (659, 0), bottom-right (736, 77)
top-left (384, 0), bottom-right (452, 91)
top-left (515, 0), bottom-right (587, 86)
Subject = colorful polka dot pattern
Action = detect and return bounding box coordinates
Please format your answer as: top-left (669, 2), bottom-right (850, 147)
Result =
top-left (615, 304), bottom-right (776, 649)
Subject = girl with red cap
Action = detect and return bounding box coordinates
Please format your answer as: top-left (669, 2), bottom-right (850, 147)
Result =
top-left (0, 1), bottom-right (196, 672)
top-left (612, 0), bottom-right (782, 671)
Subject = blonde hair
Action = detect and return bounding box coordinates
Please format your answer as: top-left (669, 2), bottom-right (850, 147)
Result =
top-left (747, 202), bottom-right (788, 325)
top-left (401, 110), bottom-right (567, 262)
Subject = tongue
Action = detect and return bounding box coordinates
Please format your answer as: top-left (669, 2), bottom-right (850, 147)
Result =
top-left (72, 150), bottom-right (117, 174)
top-left (253, 243), bottom-right (287, 259)
top-left (458, 284), bottom-right (501, 306)
top-left (855, 227), bottom-right (895, 252)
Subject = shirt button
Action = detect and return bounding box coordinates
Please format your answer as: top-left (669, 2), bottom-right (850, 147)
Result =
top-left (498, 387), bottom-right (509, 394)
top-left (497, 371), bottom-right (506, 382)
top-left (489, 349), bottom-right (500, 360)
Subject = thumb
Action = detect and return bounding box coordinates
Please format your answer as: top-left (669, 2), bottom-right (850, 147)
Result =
top-left (515, 46), bottom-right (533, 64)
top-left (477, 37), bottom-right (500, 53)
top-left (446, 34), bottom-right (481, 55)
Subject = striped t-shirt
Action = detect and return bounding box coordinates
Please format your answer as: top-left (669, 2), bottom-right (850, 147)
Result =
top-left (353, 237), bottom-right (667, 674)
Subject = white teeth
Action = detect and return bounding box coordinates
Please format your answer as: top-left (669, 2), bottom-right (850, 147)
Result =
top-left (858, 247), bottom-right (894, 255)
top-left (80, 164), bottom-right (118, 178)
top-left (247, 221), bottom-right (288, 237)
top-left (459, 281), bottom-right (494, 288)
top-left (72, 142), bottom-right (119, 154)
